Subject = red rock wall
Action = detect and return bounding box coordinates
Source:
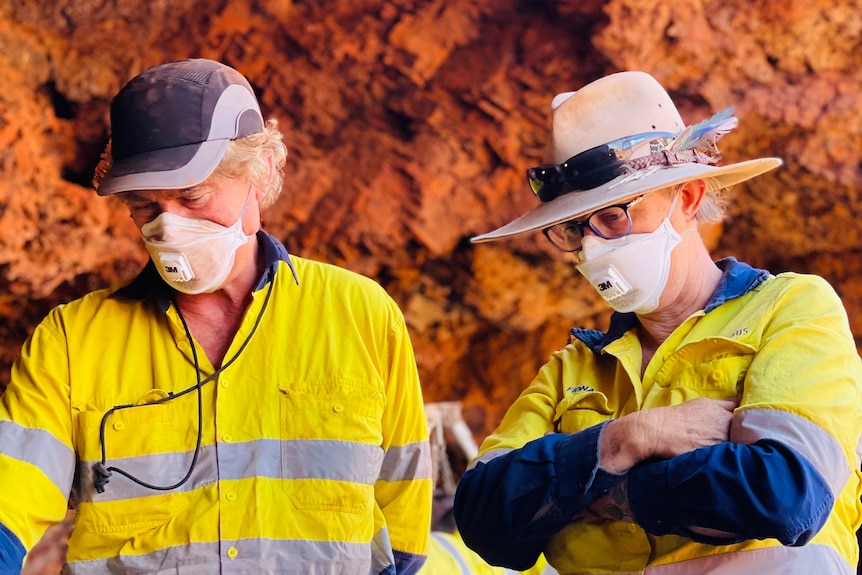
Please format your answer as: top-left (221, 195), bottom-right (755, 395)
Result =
top-left (1, 0), bottom-right (860, 447)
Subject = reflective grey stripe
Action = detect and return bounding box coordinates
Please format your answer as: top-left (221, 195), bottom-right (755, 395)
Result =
top-left (731, 408), bottom-right (850, 496)
top-left (79, 438), bottom-right (384, 503)
top-left (379, 440), bottom-right (432, 482)
top-left (641, 542), bottom-right (852, 574)
top-left (0, 420), bottom-right (74, 496)
top-left (466, 447), bottom-right (514, 471)
top-left (370, 526), bottom-right (395, 574)
top-left (431, 532), bottom-right (470, 575)
top-left (79, 442), bottom-right (216, 502)
top-left (65, 538), bottom-right (372, 574)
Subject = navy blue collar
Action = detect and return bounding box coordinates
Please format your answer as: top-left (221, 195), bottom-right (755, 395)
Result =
top-left (110, 231), bottom-right (298, 309)
top-left (571, 257), bottom-right (770, 353)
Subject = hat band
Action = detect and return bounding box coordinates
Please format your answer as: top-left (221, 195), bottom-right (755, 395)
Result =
top-left (526, 132), bottom-right (677, 203)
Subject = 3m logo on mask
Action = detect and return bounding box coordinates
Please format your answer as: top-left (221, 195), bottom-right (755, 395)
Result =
top-left (592, 268), bottom-right (631, 301)
top-left (158, 253), bottom-right (195, 282)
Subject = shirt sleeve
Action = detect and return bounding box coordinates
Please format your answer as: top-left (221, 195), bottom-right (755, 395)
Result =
top-left (630, 274), bottom-right (861, 547)
top-left (0, 310), bottom-right (75, 554)
top-left (373, 299), bottom-right (432, 573)
top-left (628, 439), bottom-right (833, 545)
top-left (454, 422), bottom-right (622, 570)
top-left (0, 523), bottom-right (24, 575)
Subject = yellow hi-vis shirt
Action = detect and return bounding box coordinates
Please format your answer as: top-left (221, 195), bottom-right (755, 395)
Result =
top-left (0, 235), bottom-right (432, 574)
top-left (422, 531), bottom-right (558, 574)
top-left (469, 267), bottom-right (862, 574)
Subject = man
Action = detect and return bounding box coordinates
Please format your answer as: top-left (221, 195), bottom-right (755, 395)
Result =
top-left (0, 58), bottom-right (432, 574)
top-left (454, 71), bottom-right (862, 574)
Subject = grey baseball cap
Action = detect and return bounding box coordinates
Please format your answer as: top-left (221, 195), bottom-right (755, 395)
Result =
top-left (96, 58), bottom-right (265, 195)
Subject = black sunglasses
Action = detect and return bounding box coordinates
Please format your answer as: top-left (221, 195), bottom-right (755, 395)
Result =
top-left (526, 132), bottom-right (675, 203)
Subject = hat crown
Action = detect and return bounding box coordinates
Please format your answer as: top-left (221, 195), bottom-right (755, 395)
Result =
top-left (551, 71), bottom-right (686, 163)
top-left (110, 59), bottom-right (263, 162)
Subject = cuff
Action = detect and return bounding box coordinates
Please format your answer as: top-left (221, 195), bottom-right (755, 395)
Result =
top-left (556, 420), bottom-right (623, 501)
top-left (0, 523), bottom-right (25, 574)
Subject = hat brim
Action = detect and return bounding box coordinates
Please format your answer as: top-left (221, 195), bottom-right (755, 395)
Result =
top-left (96, 138), bottom-right (231, 196)
top-left (471, 158), bottom-right (782, 243)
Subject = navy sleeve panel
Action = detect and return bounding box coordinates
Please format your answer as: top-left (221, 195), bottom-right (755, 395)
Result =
top-left (392, 549), bottom-right (426, 575)
top-left (454, 422), bottom-right (622, 570)
top-left (0, 523), bottom-right (24, 575)
top-left (628, 439), bottom-right (834, 546)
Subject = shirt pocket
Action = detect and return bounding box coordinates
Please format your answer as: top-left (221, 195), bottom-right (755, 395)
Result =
top-left (652, 338), bottom-right (757, 402)
top-left (74, 400), bottom-right (191, 533)
top-left (554, 390), bottom-right (615, 434)
top-left (278, 379), bottom-right (384, 512)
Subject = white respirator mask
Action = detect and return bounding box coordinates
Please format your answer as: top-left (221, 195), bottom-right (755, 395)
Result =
top-left (575, 190), bottom-right (690, 314)
top-left (141, 189), bottom-right (254, 294)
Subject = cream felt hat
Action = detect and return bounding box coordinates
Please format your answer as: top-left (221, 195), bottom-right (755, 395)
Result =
top-left (472, 71), bottom-right (782, 243)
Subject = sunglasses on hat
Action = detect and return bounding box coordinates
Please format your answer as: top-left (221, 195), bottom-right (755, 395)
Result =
top-left (526, 131), bottom-right (675, 203)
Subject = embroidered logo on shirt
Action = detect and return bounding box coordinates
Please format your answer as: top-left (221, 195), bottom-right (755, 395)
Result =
top-left (729, 327), bottom-right (749, 338)
top-left (567, 385), bottom-right (594, 393)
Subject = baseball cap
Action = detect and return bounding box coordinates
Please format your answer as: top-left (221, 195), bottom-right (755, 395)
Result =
top-left (96, 58), bottom-right (265, 195)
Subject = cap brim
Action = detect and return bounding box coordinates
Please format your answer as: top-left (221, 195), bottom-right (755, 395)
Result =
top-left (96, 138), bottom-right (231, 196)
top-left (471, 158), bottom-right (783, 243)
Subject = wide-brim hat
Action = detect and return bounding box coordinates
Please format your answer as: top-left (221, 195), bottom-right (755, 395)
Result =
top-left (472, 71), bottom-right (782, 243)
top-left (96, 59), bottom-right (265, 195)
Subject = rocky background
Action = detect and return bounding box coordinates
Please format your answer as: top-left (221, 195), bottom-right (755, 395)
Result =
top-left (1, 0), bottom-right (861, 571)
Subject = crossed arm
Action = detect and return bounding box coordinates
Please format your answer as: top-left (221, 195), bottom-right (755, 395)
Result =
top-left (580, 398), bottom-right (737, 531)
top-left (454, 397), bottom-right (833, 569)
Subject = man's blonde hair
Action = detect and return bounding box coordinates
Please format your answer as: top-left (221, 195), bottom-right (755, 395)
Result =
top-left (209, 119), bottom-right (288, 208)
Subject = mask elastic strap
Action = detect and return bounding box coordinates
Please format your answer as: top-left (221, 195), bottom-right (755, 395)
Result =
top-left (665, 185), bottom-right (682, 218)
top-left (237, 185), bottom-right (254, 221)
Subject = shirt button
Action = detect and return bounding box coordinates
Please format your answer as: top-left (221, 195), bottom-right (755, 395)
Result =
top-left (220, 379), bottom-right (230, 388)
top-left (222, 434), bottom-right (233, 442)
top-left (333, 403), bottom-right (344, 413)
top-left (227, 546), bottom-right (238, 559)
top-left (112, 421), bottom-right (125, 431)
top-left (710, 370), bottom-right (722, 383)
top-left (226, 492), bottom-right (237, 501)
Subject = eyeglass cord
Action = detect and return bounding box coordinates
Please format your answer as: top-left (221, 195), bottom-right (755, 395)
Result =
top-left (93, 276), bottom-right (275, 494)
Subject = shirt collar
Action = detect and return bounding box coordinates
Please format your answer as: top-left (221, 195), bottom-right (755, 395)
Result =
top-left (571, 257), bottom-right (770, 353)
top-left (110, 231), bottom-right (298, 308)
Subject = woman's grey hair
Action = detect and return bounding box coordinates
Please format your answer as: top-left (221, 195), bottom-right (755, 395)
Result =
top-left (210, 119), bottom-right (288, 208)
top-left (695, 178), bottom-right (729, 224)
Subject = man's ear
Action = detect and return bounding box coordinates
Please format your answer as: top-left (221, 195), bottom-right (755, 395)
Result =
top-left (679, 179), bottom-right (707, 219)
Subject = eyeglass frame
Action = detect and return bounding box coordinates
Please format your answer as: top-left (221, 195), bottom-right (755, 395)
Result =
top-left (542, 194), bottom-right (650, 252)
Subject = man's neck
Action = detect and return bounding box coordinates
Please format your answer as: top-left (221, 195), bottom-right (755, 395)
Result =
top-left (174, 238), bottom-right (264, 367)
top-left (636, 251), bottom-right (723, 373)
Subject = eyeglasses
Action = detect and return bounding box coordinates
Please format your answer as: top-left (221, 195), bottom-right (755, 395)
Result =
top-left (526, 132), bottom-right (675, 203)
top-left (543, 195), bottom-right (648, 252)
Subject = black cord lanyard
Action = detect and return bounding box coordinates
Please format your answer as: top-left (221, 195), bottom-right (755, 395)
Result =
top-left (93, 278), bottom-right (275, 494)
